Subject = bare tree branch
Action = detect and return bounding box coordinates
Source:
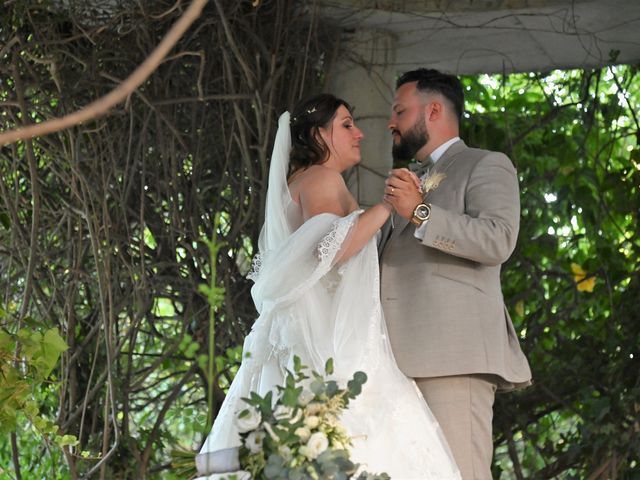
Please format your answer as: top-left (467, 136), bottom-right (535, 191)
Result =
top-left (0, 0), bottom-right (209, 147)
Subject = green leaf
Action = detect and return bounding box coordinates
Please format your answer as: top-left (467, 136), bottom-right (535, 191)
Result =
top-left (184, 341), bottom-right (199, 359)
top-left (197, 354), bottom-right (208, 370)
top-left (347, 372), bottom-right (367, 398)
top-left (285, 371), bottom-right (296, 389)
top-left (24, 400), bottom-right (39, 417)
top-left (293, 355), bottom-right (305, 373)
top-left (324, 358), bottom-right (334, 375)
top-left (264, 453), bottom-right (286, 479)
top-left (0, 409), bottom-right (18, 433)
top-left (325, 381), bottom-right (338, 397)
top-left (281, 386), bottom-right (302, 407)
top-left (352, 371), bottom-right (367, 385)
top-left (43, 328), bottom-right (68, 355)
top-left (17, 329), bottom-right (42, 360)
top-left (0, 329), bottom-right (13, 350)
top-left (55, 434), bottom-right (79, 448)
top-left (38, 328), bottom-right (68, 377)
top-left (143, 226), bottom-right (157, 249)
top-left (310, 378), bottom-right (325, 396)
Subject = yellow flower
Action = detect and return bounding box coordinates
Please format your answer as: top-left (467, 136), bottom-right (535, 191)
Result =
top-left (571, 263), bottom-right (596, 292)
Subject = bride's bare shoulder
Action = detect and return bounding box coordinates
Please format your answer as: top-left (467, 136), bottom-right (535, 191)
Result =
top-left (289, 165), bottom-right (353, 217)
top-left (289, 165), bottom-right (346, 194)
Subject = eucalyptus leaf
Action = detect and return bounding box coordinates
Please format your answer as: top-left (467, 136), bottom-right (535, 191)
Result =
top-left (324, 358), bottom-right (334, 375)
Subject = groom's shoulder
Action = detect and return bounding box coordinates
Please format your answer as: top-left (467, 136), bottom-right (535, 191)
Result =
top-left (462, 145), bottom-right (514, 170)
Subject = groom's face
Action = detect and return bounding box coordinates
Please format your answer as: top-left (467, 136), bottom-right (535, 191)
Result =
top-left (391, 111), bottom-right (429, 162)
top-left (389, 82), bottom-right (430, 162)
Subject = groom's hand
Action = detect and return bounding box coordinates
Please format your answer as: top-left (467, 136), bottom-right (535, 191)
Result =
top-left (384, 168), bottom-right (423, 219)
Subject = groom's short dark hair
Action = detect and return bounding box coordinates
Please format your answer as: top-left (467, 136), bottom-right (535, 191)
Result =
top-left (397, 68), bottom-right (464, 121)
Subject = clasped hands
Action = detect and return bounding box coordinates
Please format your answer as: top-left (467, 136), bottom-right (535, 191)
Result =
top-left (383, 168), bottom-right (423, 219)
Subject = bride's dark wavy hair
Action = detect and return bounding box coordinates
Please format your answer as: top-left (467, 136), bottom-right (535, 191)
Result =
top-left (288, 93), bottom-right (353, 177)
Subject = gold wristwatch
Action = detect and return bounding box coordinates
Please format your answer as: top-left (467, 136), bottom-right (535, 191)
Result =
top-left (410, 203), bottom-right (431, 226)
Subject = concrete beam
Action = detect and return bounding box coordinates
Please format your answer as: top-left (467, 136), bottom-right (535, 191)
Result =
top-left (319, 0), bottom-right (594, 14)
top-left (318, 0), bottom-right (640, 74)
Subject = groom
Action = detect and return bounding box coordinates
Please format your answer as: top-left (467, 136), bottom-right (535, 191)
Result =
top-left (379, 68), bottom-right (531, 479)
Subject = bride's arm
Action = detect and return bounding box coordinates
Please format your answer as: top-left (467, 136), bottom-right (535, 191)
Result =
top-left (337, 202), bottom-right (392, 262)
top-left (300, 168), bottom-right (392, 262)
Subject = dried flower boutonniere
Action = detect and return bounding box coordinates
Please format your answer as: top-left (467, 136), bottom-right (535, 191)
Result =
top-left (420, 172), bottom-right (447, 195)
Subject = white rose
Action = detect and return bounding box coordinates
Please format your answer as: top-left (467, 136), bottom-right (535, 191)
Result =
top-left (273, 405), bottom-right (293, 421)
top-left (294, 426), bottom-right (311, 442)
top-left (244, 430), bottom-right (265, 454)
top-left (298, 390), bottom-right (314, 406)
top-left (305, 402), bottom-right (322, 415)
top-left (302, 431), bottom-right (329, 459)
top-left (304, 415), bottom-right (320, 429)
top-left (235, 406), bottom-right (261, 433)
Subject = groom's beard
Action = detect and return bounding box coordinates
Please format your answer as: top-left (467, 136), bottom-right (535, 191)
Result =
top-left (392, 115), bottom-right (429, 162)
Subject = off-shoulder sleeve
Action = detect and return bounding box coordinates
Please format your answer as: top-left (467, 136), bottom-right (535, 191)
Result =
top-left (250, 210), bottom-right (363, 313)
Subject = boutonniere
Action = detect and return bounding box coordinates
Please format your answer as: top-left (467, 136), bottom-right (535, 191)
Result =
top-left (420, 172), bottom-right (446, 195)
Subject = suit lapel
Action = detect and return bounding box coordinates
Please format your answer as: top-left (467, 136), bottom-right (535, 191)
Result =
top-left (390, 140), bottom-right (468, 240)
top-left (429, 139), bottom-right (466, 176)
top-left (392, 212), bottom-right (410, 237)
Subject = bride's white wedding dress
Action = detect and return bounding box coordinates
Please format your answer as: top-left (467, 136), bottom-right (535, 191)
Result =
top-left (196, 113), bottom-right (460, 479)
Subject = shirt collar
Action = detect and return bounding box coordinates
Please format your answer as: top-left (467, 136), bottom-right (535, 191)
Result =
top-left (430, 136), bottom-right (460, 164)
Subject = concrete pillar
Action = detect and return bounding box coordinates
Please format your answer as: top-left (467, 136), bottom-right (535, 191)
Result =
top-left (326, 29), bottom-right (396, 207)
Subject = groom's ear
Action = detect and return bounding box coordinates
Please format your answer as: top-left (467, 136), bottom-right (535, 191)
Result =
top-left (425, 100), bottom-right (444, 122)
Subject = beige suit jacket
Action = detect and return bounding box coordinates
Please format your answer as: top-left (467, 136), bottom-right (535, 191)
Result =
top-left (380, 140), bottom-right (531, 390)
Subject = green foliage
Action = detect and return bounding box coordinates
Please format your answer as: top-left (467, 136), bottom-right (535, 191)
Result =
top-left (460, 67), bottom-right (639, 478)
top-left (0, 315), bottom-right (68, 434)
top-left (0, 309), bottom-right (83, 476)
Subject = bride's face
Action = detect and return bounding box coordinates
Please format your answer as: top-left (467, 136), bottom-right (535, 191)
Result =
top-left (319, 105), bottom-right (364, 170)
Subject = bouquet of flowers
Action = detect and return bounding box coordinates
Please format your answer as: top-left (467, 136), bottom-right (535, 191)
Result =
top-left (228, 356), bottom-right (389, 480)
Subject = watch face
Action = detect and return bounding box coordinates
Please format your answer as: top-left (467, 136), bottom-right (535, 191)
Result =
top-left (416, 204), bottom-right (429, 219)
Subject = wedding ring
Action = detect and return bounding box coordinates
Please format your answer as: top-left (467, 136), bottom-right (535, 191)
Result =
top-left (391, 187), bottom-right (395, 194)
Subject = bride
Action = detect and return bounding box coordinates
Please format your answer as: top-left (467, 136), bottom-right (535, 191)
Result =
top-left (196, 94), bottom-right (461, 479)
